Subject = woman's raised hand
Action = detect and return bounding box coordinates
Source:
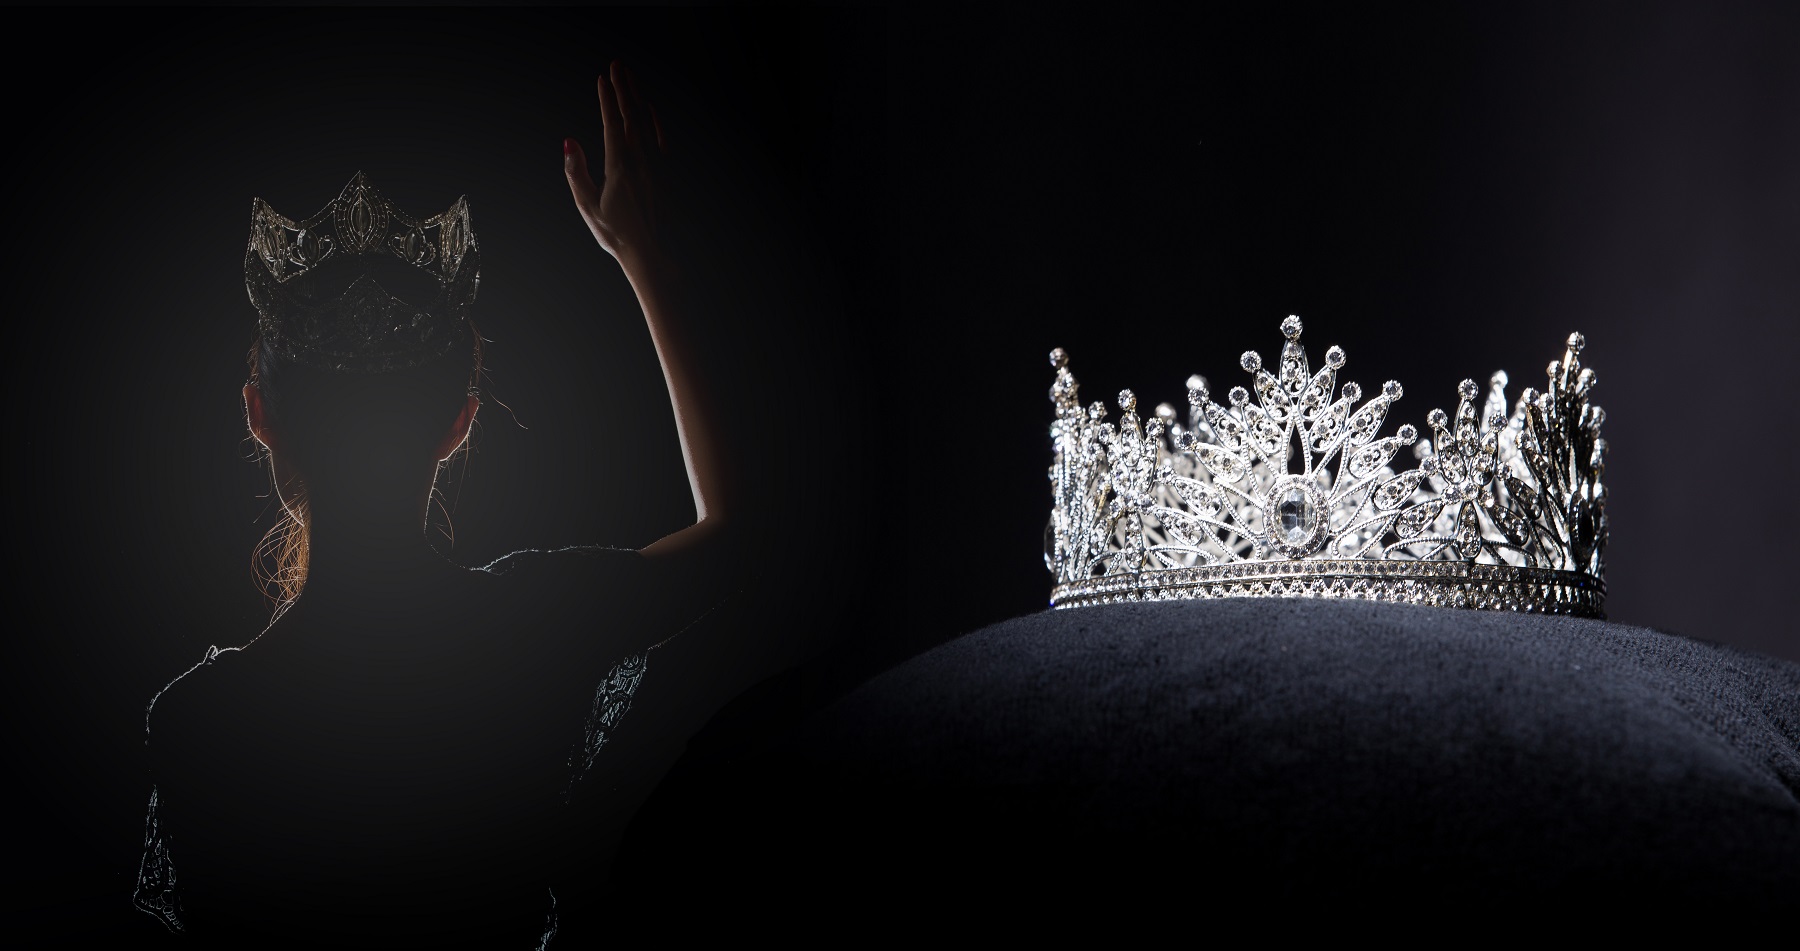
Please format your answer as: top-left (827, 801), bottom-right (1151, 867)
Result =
top-left (565, 61), bottom-right (667, 270)
top-left (562, 62), bottom-right (732, 546)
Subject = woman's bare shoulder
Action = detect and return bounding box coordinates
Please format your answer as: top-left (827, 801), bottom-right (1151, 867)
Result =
top-left (472, 546), bottom-right (693, 656)
top-left (143, 644), bottom-right (244, 750)
top-left (475, 545), bottom-right (648, 578)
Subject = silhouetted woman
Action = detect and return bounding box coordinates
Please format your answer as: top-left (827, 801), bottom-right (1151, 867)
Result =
top-left (133, 63), bottom-right (739, 947)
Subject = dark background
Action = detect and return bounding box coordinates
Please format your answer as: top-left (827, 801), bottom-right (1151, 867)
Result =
top-left (3, 4), bottom-right (889, 935)
top-left (879, 0), bottom-right (1800, 668)
top-left (7, 0), bottom-right (1800, 938)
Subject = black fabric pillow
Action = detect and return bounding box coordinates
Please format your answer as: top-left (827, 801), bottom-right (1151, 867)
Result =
top-left (616, 599), bottom-right (1800, 917)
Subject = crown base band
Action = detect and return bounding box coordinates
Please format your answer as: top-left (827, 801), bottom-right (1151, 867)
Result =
top-left (1051, 560), bottom-right (1604, 618)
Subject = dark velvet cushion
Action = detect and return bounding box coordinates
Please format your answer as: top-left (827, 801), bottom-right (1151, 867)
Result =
top-left (617, 600), bottom-right (1800, 916)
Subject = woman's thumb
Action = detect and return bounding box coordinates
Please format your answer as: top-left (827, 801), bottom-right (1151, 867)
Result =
top-left (563, 137), bottom-right (600, 214)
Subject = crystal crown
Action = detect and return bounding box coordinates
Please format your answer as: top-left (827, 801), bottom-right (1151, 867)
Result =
top-left (245, 172), bottom-right (479, 373)
top-left (1046, 316), bottom-right (1607, 615)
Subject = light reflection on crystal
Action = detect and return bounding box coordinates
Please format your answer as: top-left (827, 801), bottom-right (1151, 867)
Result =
top-left (1278, 487), bottom-right (1309, 544)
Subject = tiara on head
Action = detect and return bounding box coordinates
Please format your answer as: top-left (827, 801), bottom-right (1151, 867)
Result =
top-left (245, 171), bottom-right (479, 373)
top-left (1046, 316), bottom-right (1607, 616)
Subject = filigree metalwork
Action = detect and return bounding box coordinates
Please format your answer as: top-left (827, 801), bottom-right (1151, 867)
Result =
top-left (245, 172), bottom-right (480, 373)
top-left (1047, 317), bottom-right (1607, 615)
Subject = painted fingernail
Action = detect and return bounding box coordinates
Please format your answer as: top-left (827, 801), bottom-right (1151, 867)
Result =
top-left (563, 138), bottom-right (572, 156)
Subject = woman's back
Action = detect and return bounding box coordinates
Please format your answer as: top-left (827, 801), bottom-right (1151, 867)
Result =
top-left (135, 65), bottom-right (751, 945)
top-left (143, 549), bottom-right (666, 945)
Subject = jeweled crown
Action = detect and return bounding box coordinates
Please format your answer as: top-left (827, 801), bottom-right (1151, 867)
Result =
top-left (1046, 317), bottom-right (1607, 615)
top-left (245, 172), bottom-right (479, 373)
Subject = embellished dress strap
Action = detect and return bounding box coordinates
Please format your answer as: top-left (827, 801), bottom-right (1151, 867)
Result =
top-left (133, 786), bottom-right (184, 934)
top-left (565, 652), bottom-right (650, 801)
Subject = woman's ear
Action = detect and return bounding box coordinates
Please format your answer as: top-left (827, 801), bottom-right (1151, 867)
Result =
top-left (244, 383), bottom-right (278, 452)
top-left (435, 394), bottom-right (479, 462)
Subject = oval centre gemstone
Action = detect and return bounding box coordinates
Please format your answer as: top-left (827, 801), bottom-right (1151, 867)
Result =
top-left (351, 197), bottom-right (372, 236)
top-left (1278, 486), bottom-right (1311, 544)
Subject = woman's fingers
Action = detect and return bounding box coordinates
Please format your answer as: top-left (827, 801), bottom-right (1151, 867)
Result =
top-left (597, 72), bottom-right (625, 170)
top-left (563, 137), bottom-right (600, 217)
top-left (572, 62), bottom-right (661, 261)
top-left (595, 61), bottom-right (664, 158)
top-left (611, 60), bottom-right (643, 145)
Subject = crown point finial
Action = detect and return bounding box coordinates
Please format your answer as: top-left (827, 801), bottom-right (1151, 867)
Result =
top-left (1325, 346), bottom-right (1346, 369)
top-left (1491, 370), bottom-right (1509, 388)
top-left (1567, 332), bottom-right (1586, 352)
top-left (1281, 315), bottom-right (1303, 339)
top-left (1396, 423), bottom-right (1419, 444)
top-left (1342, 381), bottom-right (1362, 401)
top-left (1118, 390), bottom-right (1137, 413)
top-left (1457, 379), bottom-right (1480, 401)
top-left (1049, 347), bottom-right (1068, 369)
top-left (1382, 380), bottom-right (1403, 399)
top-left (1240, 351), bottom-right (1262, 373)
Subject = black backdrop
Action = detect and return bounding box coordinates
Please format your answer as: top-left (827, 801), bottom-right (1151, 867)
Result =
top-left (3, 4), bottom-right (889, 934)
top-left (882, 1), bottom-right (1800, 666)
top-left (7, 1), bottom-right (1800, 938)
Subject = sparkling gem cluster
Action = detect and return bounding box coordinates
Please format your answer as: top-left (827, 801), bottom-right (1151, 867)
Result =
top-left (1046, 317), bottom-right (1607, 615)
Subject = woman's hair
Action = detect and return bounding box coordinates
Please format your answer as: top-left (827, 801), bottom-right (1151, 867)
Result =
top-left (247, 323), bottom-right (483, 608)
